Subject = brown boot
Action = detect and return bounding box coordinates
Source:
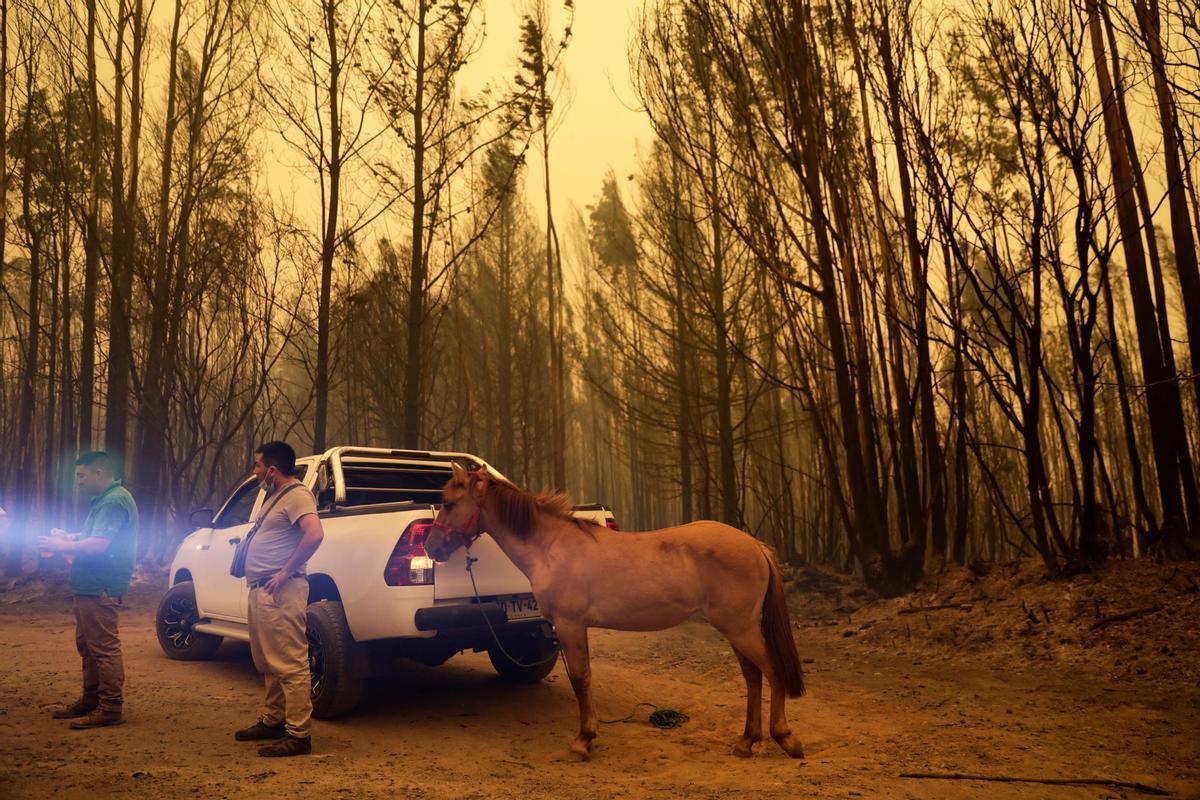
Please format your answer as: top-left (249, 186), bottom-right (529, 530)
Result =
top-left (52, 697), bottom-right (99, 719)
top-left (235, 720), bottom-right (287, 741)
top-left (69, 709), bottom-right (124, 729)
top-left (258, 735), bottom-right (312, 757)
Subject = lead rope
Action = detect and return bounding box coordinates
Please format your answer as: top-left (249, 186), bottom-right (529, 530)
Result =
top-left (465, 552), bottom-right (561, 669)
top-left (463, 550), bottom-right (687, 729)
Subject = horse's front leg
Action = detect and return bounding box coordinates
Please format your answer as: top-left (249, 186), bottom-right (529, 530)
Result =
top-left (555, 620), bottom-right (597, 760)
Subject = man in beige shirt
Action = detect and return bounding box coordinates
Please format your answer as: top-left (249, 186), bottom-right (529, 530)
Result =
top-left (233, 441), bottom-right (323, 757)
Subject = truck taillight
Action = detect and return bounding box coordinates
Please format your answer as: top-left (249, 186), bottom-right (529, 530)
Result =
top-left (385, 521), bottom-right (435, 586)
top-left (605, 518), bottom-right (620, 531)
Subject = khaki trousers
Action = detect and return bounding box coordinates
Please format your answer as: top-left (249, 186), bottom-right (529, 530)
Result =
top-left (247, 577), bottom-right (311, 737)
top-left (73, 594), bottom-right (124, 711)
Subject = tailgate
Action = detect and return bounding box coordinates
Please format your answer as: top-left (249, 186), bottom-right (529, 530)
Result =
top-left (433, 534), bottom-right (533, 600)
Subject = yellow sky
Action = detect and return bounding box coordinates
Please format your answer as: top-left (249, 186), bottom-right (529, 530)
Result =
top-left (474, 0), bottom-right (652, 224)
top-left (242, 0), bottom-right (653, 270)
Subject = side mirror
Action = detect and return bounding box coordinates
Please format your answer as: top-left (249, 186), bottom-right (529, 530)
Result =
top-left (189, 508), bottom-right (214, 529)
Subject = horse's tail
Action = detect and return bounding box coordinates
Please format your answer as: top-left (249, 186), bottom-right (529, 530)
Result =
top-left (759, 543), bottom-right (805, 698)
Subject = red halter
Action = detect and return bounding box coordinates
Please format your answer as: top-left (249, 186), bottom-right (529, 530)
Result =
top-left (431, 503), bottom-right (483, 549)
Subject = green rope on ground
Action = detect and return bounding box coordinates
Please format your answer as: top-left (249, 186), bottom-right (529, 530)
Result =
top-left (600, 703), bottom-right (690, 729)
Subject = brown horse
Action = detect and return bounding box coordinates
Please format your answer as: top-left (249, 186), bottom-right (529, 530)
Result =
top-left (426, 464), bottom-right (806, 761)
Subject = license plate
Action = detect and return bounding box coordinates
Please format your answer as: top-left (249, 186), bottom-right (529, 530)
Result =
top-left (497, 595), bottom-right (541, 621)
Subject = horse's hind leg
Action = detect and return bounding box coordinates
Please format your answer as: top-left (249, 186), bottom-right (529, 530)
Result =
top-left (732, 650), bottom-right (764, 757)
top-left (766, 669), bottom-right (804, 758)
top-left (556, 621), bottom-right (598, 761)
top-left (724, 628), bottom-right (805, 759)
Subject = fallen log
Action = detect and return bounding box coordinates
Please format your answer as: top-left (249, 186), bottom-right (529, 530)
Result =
top-left (899, 771), bottom-right (1170, 796)
top-left (897, 603), bottom-right (973, 615)
top-left (1088, 606), bottom-right (1162, 631)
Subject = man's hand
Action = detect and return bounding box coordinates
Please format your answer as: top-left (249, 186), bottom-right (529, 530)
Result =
top-left (264, 568), bottom-right (291, 596)
top-left (37, 533), bottom-right (74, 553)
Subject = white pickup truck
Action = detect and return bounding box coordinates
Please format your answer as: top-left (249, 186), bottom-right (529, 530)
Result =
top-left (155, 446), bottom-right (616, 718)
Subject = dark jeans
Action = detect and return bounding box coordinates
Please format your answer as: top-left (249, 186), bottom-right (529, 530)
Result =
top-left (74, 593), bottom-right (124, 711)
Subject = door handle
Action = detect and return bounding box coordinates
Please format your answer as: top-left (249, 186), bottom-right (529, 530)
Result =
top-left (228, 536), bottom-right (242, 545)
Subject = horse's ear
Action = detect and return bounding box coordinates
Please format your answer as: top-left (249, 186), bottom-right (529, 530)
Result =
top-left (451, 462), bottom-right (468, 481)
top-left (471, 468), bottom-right (491, 498)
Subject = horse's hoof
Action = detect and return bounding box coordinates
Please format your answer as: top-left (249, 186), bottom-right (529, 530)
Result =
top-left (569, 738), bottom-right (594, 761)
top-left (775, 733), bottom-right (805, 759)
top-left (731, 739), bottom-right (755, 758)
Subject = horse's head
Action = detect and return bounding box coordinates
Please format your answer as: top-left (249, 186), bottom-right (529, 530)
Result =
top-left (426, 462), bottom-right (491, 562)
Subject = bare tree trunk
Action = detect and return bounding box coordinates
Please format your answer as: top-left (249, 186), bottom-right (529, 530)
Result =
top-left (106, 0), bottom-right (147, 469)
top-left (136, 0), bottom-right (185, 520)
top-left (542, 115), bottom-right (566, 490)
top-left (841, 0), bottom-right (916, 550)
top-left (1022, 136), bottom-right (1059, 574)
top-left (669, 185), bottom-right (693, 522)
top-left (792, 2), bottom-right (908, 591)
top-left (58, 157), bottom-right (75, 516)
top-left (697, 69), bottom-right (739, 528)
top-left (46, 235), bottom-right (60, 518)
top-left (1085, 0), bottom-right (1192, 541)
top-left (1131, 0), bottom-right (1200, 548)
top-left (402, 0), bottom-right (428, 448)
top-left (0, 0), bottom-right (7, 305)
top-left (1132, 0), bottom-right (1200, 423)
top-left (497, 197), bottom-right (514, 471)
top-left (1103, 265), bottom-right (1158, 539)
top-left (1060, 150), bottom-right (1103, 564)
top-left (13, 60), bottom-right (42, 573)
top-left (874, 1), bottom-right (946, 563)
top-left (1101, 10), bottom-right (1200, 536)
top-left (314, 0), bottom-right (344, 454)
top-left (79, 0), bottom-right (101, 451)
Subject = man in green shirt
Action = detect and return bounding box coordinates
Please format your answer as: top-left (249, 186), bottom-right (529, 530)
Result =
top-left (38, 451), bottom-right (139, 729)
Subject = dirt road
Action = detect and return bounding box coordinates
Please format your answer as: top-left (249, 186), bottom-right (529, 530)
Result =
top-left (1, 571), bottom-right (1197, 799)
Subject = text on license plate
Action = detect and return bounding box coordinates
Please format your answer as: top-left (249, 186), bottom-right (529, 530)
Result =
top-left (497, 596), bottom-right (541, 620)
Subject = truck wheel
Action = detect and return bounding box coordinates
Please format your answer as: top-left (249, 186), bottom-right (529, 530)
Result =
top-left (307, 600), bottom-right (366, 718)
top-left (488, 630), bottom-right (559, 683)
top-left (156, 581), bottom-right (223, 661)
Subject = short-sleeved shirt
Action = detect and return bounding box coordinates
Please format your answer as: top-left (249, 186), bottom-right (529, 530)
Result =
top-left (71, 481), bottom-right (139, 597)
top-left (244, 481), bottom-right (318, 583)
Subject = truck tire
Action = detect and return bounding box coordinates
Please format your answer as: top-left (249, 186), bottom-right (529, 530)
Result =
top-left (487, 630), bottom-right (559, 683)
top-left (307, 600), bottom-right (366, 719)
top-left (156, 581), bottom-right (223, 661)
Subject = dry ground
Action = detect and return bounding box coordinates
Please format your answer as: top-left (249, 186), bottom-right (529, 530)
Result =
top-left (1, 558), bottom-right (1197, 799)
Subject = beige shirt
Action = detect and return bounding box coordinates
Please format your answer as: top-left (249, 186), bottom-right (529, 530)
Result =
top-left (244, 482), bottom-right (318, 583)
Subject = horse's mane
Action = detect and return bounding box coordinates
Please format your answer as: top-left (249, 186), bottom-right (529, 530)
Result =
top-left (487, 477), bottom-right (600, 539)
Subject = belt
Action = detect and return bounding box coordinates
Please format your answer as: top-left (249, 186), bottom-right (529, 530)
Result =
top-left (248, 573), bottom-right (304, 590)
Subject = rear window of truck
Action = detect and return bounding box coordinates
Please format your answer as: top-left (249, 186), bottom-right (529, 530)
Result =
top-left (339, 459), bottom-right (479, 507)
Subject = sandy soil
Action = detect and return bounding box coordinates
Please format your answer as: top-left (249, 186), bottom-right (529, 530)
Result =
top-left (1, 560), bottom-right (1197, 799)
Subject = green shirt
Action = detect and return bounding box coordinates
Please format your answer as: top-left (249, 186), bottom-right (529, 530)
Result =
top-left (70, 481), bottom-right (139, 597)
